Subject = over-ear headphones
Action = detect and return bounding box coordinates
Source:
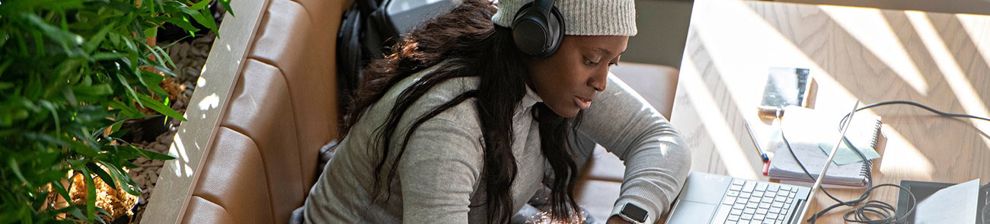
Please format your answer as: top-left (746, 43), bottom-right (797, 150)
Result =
top-left (511, 0), bottom-right (565, 57)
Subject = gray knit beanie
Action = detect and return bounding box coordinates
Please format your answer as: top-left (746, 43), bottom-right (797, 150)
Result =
top-left (491, 0), bottom-right (637, 36)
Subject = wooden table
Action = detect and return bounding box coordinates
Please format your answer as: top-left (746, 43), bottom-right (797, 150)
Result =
top-left (670, 0), bottom-right (990, 223)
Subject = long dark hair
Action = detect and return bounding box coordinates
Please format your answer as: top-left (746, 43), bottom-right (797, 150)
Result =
top-left (341, 0), bottom-right (580, 222)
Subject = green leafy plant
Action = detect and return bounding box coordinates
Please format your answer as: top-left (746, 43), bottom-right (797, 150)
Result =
top-left (0, 0), bottom-right (230, 223)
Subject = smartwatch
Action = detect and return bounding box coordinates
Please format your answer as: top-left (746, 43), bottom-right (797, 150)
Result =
top-left (617, 202), bottom-right (649, 224)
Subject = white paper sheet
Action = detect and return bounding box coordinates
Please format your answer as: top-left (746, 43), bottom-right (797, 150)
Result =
top-left (915, 179), bottom-right (980, 224)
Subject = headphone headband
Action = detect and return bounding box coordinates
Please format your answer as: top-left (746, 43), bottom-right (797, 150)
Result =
top-left (534, 0), bottom-right (554, 16)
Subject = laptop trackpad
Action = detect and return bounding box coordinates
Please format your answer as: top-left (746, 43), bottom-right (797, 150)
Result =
top-left (667, 201), bottom-right (717, 224)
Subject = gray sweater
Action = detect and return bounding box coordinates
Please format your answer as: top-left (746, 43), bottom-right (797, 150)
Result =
top-left (304, 63), bottom-right (690, 224)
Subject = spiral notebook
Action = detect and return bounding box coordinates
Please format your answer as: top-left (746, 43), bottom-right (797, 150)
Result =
top-left (768, 107), bottom-right (882, 188)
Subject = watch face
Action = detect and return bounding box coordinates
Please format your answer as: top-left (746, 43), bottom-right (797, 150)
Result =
top-left (621, 204), bottom-right (648, 223)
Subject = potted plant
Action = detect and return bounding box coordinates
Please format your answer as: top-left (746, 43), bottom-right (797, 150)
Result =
top-left (0, 0), bottom-right (229, 223)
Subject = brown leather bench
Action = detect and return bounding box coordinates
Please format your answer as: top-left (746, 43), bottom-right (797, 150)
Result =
top-left (171, 0), bottom-right (678, 222)
top-left (178, 0), bottom-right (345, 223)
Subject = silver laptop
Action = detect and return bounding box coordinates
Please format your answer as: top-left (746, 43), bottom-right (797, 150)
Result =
top-left (664, 172), bottom-right (811, 224)
top-left (666, 101), bottom-right (862, 224)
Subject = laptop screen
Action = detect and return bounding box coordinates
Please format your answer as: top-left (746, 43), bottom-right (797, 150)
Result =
top-left (795, 101), bottom-right (861, 223)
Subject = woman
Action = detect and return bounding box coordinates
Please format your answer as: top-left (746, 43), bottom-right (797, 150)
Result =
top-left (304, 0), bottom-right (690, 223)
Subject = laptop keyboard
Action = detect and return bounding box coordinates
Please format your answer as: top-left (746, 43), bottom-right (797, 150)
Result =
top-left (712, 179), bottom-right (799, 224)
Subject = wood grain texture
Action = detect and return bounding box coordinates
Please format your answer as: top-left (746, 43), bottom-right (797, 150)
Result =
top-left (672, 1), bottom-right (990, 223)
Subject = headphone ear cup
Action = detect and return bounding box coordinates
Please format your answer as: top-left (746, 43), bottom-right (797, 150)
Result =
top-left (511, 2), bottom-right (565, 57)
top-left (512, 3), bottom-right (548, 56)
top-left (543, 6), bottom-right (565, 56)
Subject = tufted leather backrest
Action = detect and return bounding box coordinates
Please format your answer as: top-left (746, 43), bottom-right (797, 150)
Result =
top-left (180, 0), bottom-right (348, 223)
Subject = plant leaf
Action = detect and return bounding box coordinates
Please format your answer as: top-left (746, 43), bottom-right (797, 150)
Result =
top-left (92, 53), bottom-right (126, 61)
top-left (108, 32), bottom-right (121, 48)
top-left (219, 0), bottom-right (235, 17)
top-left (50, 181), bottom-right (74, 209)
top-left (139, 69), bottom-right (167, 96)
top-left (0, 60), bottom-right (13, 75)
top-left (86, 162), bottom-right (117, 190)
top-left (190, 0), bottom-right (211, 10)
top-left (72, 83), bottom-right (113, 97)
top-left (183, 7), bottom-right (217, 33)
top-left (62, 86), bottom-right (79, 106)
top-left (22, 13), bottom-right (82, 54)
top-left (83, 22), bottom-right (114, 54)
top-left (115, 72), bottom-right (142, 108)
top-left (143, 27), bottom-right (157, 41)
top-left (38, 100), bottom-right (61, 134)
top-left (136, 146), bottom-right (175, 161)
top-left (68, 207), bottom-right (87, 222)
top-left (101, 162), bottom-right (141, 196)
top-left (144, 44), bottom-right (169, 72)
top-left (166, 17), bottom-right (200, 36)
top-left (108, 100), bottom-right (143, 119)
top-left (136, 94), bottom-right (185, 121)
top-left (153, 65), bottom-right (178, 77)
top-left (77, 165), bottom-right (97, 222)
top-left (8, 158), bottom-right (30, 186)
top-left (0, 82), bottom-right (13, 91)
top-left (106, 119), bottom-right (126, 137)
top-left (152, 45), bottom-right (176, 69)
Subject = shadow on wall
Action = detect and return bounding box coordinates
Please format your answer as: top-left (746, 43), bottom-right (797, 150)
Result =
top-left (624, 0), bottom-right (990, 69)
top-left (772, 0), bottom-right (990, 15)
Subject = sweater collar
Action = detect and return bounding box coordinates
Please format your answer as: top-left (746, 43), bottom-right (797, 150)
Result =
top-left (514, 84), bottom-right (544, 119)
top-left (521, 84), bottom-right (543, 108)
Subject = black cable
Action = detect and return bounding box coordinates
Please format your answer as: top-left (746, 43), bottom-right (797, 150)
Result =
top-left (778, 100), bottom-right (990, 223)
top-left (781, 124), bottom-right (906, 223)
top-left (840, 100), bottom-right (990, 127)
